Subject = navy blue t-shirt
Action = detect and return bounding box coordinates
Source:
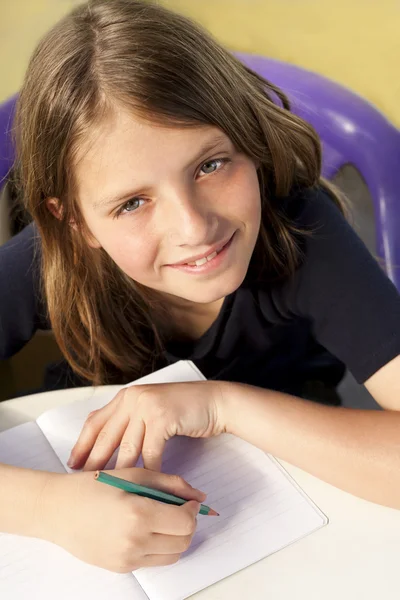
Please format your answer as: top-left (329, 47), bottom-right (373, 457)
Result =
top-left (1, 186), bottom-right (400, 393)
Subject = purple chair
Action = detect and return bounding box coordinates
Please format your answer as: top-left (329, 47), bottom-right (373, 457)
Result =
top-left (1, 55), bottom-right (399, 289)
top-left (0, 95), bottom-right (16, 188)
top-left (0, 96), bottom-right (17, 245)
top-left (236, 53), bottom-right (400, 291)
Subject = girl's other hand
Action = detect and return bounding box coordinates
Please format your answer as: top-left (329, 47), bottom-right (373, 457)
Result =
top-left (41, 468), bottom-right (205, 573)
top-left (67, 381), bottom-right (228, 472)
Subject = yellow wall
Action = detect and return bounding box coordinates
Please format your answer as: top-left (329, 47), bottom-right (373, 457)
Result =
top-left (1, 0), bottom-right (399, 126)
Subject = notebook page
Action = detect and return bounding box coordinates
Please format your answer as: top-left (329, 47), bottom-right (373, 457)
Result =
top-left (0, 421), bottom-right (65, 473)
top-left (34, 360), bottom-right (327, 600)
top-left (36, 361), bottom-right (205, 471)
top-left (134, 434), bottom-right (328, 600)
top-left (0, 534), bottom-right (147, 600)
top-left (0, 422), bottom-right (145, 600)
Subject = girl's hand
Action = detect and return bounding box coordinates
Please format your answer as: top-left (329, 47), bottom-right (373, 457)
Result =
top-left (41, 468), bottom-right (205, 573)
top-left (68, 381), bottom-right (227, 472)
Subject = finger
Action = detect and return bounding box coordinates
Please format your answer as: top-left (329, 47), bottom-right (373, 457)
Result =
top-left (147, 532), bottom-right (193, 555)
top-left (68, 390), bottom-right (125, 468)
top-left (83, 411), bottom-right (130, 471)
top-left (115, 417), bottom-right (145, 469)
top-left (141, 423), bottom-right (168, 471)
top-left (148, 500), bottom-right (200, 535)
top-left (137, 553), bottom-right (182, 569)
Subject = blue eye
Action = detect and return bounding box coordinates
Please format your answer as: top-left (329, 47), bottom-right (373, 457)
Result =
top-left (199, 157), bottom-right (229, 176)
top-left (116, 198), bottom-right (145, 217)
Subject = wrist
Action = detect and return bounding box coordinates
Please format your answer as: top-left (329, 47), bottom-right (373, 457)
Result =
top-left (0, 464), bottom-right (64, 540)
top-left (214, 380), bottom-right (244, 435)
top-left (215, 381), bottom-right (281, 445)
top-left (33, 472), bottom-right (70, 543)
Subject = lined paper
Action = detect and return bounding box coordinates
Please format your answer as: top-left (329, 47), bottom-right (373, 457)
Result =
top-left (0, 421), bottom-right (65, 473)
top-left (0, 422), bottom-right (145, 600)
top-left (1, 361), bottom-right (328, 600)
top-left (134, 434), bottom-right (327, 600)
top-left (0, 534), bottom-right (147, 600)
top-left (36, 360), bottom-right (327, 600)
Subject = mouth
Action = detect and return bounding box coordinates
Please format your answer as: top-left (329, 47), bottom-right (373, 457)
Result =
top-left (169, 233), bottom-right (234, 267)
top-left (166, 232), bottom-right (236, 275)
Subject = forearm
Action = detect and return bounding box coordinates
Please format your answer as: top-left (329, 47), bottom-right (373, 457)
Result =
top-left (0, 463), bottom-right (59, 538)
top-left (221, 382), bottom-right (400, 509)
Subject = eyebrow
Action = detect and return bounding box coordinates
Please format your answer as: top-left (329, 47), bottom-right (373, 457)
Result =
top-left (92, 133), bottom-right (229, 210)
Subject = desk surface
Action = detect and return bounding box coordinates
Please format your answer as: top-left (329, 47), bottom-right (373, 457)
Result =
top-left (1, 387), bottom-right (400, 600)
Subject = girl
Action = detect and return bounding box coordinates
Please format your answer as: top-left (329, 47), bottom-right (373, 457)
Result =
top-left (1, 0), bottom-right (400, 574)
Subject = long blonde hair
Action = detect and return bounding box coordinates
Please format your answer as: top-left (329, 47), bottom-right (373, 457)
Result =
top-left (13, 0), bottom-right (346, 385)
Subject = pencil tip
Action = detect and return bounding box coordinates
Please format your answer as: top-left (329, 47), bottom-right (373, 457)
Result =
top-left (208, 509), bottom-right (219, 516)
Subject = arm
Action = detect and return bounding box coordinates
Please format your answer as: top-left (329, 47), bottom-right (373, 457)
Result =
top-left (66, 373), bottom-right (400, 510)
top-left (0, 463), bottom-right (56, 538)
top-left (220, 355), bottom-right (400, 510)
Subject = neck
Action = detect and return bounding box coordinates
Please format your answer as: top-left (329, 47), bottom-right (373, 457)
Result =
top-left (162, 296), bottom-right (225, 342)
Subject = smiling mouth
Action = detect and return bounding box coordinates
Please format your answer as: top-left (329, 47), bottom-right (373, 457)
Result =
top-left (166, 232), bottom-right (236, 275)
top-left (185, 243), bottom-right (226, 267)
top-left (170, 234), bottom-right (234, 267)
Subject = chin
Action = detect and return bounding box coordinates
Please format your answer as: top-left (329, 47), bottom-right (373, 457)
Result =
top-left (179, 269), bottom-right (247, 305)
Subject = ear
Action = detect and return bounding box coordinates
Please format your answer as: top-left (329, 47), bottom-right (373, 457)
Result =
top-left (46, 197), bottom-right (78, 233)
top-left (46, 198), bottom-right (101, 249)
top-left (46, 197), bottom-right (63, 220)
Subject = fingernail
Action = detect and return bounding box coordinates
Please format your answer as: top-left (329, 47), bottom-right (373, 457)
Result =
top-left (67, 455), bottom-right (76, 468)
top-left (195, 489), bottom-right (207, 501)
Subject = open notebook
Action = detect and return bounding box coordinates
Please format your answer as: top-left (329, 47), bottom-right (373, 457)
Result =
top-left (0, 360), bottom-right (328, 600)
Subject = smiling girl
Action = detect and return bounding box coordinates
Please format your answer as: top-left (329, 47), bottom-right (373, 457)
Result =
top-left (0, 0), bottom-right (400, 574)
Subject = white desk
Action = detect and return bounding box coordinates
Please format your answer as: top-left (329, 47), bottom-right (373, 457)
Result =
top-left (1, 387), bottom-right (400, 600)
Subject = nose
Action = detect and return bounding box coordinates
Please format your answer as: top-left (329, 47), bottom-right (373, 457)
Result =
top-left (159, 186), bottom-right (217, 247)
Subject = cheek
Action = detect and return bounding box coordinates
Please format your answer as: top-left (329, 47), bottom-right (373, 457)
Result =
top-left (224, 166), bottom-right (261, 225)
top-left (99, 226), bottom-right (159, 280)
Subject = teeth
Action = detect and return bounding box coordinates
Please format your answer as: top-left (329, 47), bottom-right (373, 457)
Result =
top-left (193, 257), bottom-right (208, 267)
top-left (188, 250), bottom-right (218, 267)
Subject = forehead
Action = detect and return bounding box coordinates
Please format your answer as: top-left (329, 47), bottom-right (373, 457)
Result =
top-left (75, 111), bottom-right (229, 181)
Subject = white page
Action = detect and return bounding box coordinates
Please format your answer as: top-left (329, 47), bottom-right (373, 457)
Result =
top-left (34, 360), bottom-right (327, 600)
top-left (37, 361), bottom-right (205, 471)
top-left (134, 434), bottom-right (327, 600)
top-left (0, 421), bottom-right (65, 473)
top-left (0, 422), bottom-right (145, 600)
top-left (0, 534), bottom-right (147, 600)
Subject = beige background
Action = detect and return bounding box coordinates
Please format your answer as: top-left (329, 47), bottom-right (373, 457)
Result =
top-left (1, 0), bottom-right (400, 126)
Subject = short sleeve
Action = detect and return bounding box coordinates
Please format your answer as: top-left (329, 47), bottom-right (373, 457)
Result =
top-left (0, 223), bottom-right (50, 360)
top-left (280, 187), bottom-right (400, 383)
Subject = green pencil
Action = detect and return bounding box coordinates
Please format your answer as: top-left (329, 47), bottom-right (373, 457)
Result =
top-left (95, 471), bottom-right (219, 516)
